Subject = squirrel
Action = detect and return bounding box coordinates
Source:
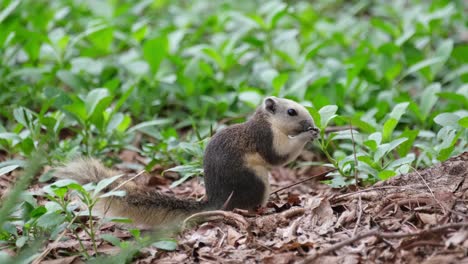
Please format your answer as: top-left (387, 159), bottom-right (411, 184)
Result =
top-left (54, 96), bottom-right (319, 228)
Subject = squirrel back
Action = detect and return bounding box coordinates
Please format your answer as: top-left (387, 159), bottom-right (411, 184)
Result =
top-left (54, 158), bottom-right (209, 228)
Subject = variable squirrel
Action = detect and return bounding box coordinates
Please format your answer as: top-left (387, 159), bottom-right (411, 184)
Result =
top-left (54, 96), bottom-right (319, 227)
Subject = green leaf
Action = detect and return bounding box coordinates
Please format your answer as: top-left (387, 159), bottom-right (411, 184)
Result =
top-left (371, 18), bottom-right (399, 37)
top-left (272, 73), bottom-right (289, 96)
top-left (152, 240), bottom-right (177, 251)
top-left (0, 165), bottom-right (19, 176)
top-left (420, 83), bottom-right (441, 121)
top-left (106, 217), bottom-right (133, 224)
top-left (0, 0), bottom-right (21, 23)
top-left (165, 164), bottom-right (203, 188)
top-left (56, 70), bottom-right (85, 91)
top-left (432, 39), bottom-right (453, 75)
top-left (389, 102), bottom-right (410, 120)
top-left (402, 57), bottom-right (444, 80)
top-left (437, 136), bottom-right (459, 161)
top-left (127, 119), bottom-right (173, 134)
top-left (383, 102), bottom-right (409, 142)
top-left (13, 107), bottom-right (35, 128)
top-left (382, 118), bottom-right (397, 143)
top-left (39, 170), bottom-right (55, 183)
top-left (239, 90), bottom-right (262, 107)
top-left (202, 47), bottom-right (224, 70)
top-left (386, 154), bottom-right (415, 170)
top-left (99, 190), bottom-right (126, 198)
top-left (357, 155), bottom-right (376, 167)
top-left (62, 100), bottom-right (87, 124)
top-left (15, 236), bottom-right (28, 248)
top-left (143, 35), bottom-right (169, 75)
top-left (93, 174), bottom-right (125, 197)
top-left (87, 27), bottom-right (114, 52)
top-left (307, 107), bottom-right (321, 132)
top-left (85, 88), bottom-right (111, 118)
top-left (30, 206), bottom-right (47, 218)
top-left (318, 105), bottom-right (338, 129)
top-left (36, 213), bottom-right (66, 229)
top-left (129, 229), bottom-right (140, 239)
top-left (374, 138), bottom-right (408, 162)
top-left (397, 129), bottom-right (419, 157)
top-left (459, 116), bottom-right (468, 128)
top-left (378, 170), bottom-right (396, 180)
top-left (434, 113), bottom-right (460, 127)
top-left (101, 234), bottom-right (121, 246)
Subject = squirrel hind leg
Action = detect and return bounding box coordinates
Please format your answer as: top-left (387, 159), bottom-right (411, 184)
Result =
top-left (210, 168), bottom-right (267, 211)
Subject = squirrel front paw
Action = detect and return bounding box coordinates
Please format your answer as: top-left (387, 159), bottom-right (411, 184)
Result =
top-left (288, 127), bottom-right (320, 141)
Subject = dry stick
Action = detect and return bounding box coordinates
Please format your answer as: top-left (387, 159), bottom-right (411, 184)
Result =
top-left (270, 168), bottom-right (337, 196)
top-left (102, 169), bottom-right (146, 219)
top-left (410, 166), bottom-right (447, 215)
top-left (349, 121), bottom-right (362, 236)
top-left (301, 221), bottom-right (468, 263)
top-left (333, 185), bottom-right (426, 201)
top-left (221, 191), bottom-right (234, 210)
top-left (32, 215), bottom-right (79, 264)
top-left (110, 169), bottom-right (146, 193)
top-left (349, 122), bottom-right (359, 186)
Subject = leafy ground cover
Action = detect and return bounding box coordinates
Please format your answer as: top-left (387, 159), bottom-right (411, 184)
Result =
top-left (0, 0), bottom-right (467, 262)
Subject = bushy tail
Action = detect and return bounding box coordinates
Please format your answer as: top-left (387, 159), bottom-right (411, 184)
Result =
top-left (54, 158), bottom-right (209, 228)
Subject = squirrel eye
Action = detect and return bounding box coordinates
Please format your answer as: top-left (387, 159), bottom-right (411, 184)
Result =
top-left (287, 109), bottom-right (297, 116)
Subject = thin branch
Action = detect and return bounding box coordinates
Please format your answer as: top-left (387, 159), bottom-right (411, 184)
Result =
top-left (349, 120), bottom-right (362, 236)
top-left (102, 169), bottom-right (146, 219)
top-left (221, 191), bottom-right (234, 210)
top-left (410, 166), bottom-right (446, 215)
top-left (32, 215), bottom-right (79, 264)
top-left (352, 194), bottom-right (362, 236)
top-left (270, 168), bottom-right (337, 196)
top-left (110, 169), bottom-right (146, 192)
top-left (349, 122), bottom-right (359, 186)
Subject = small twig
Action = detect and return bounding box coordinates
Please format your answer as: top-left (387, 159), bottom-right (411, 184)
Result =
top-left (332, 185), bottom-right (425, 201)
top-left (349, 120), bottom-right (362, 236)
top-left (301, 221), bottom-right (468, 263)
top-left (221, 191), bottom-right (234, 210)
top-left (280, 207), bottom-right (305, 219)
top-left (353, 194), bottom-right (362, 236)
top-left (110, 169), bottom-right (146, 192)
top-left (410, 166), bottom-right (446, 215)
top-left (32, 215), bottom-right (79, 264)
top-left (102, 169), bottom-right (146, 219)
top-left (377, 196), bottom-right (435, 217)
top-left (325, 126), bottom-right (356, 133)
top-left (349, 122), bottom-right (359, 186)
top-left (270, 168), bottom-right (337, 196)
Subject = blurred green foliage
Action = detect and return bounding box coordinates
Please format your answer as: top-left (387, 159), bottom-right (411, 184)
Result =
top-left (0, 0), bottom-right (467, 260)
top-left (0, 0), bottom-right (466, 178)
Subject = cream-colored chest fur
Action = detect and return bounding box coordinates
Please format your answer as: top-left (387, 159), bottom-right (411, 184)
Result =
top-left (271, 125), bottom-right (308, 165)
top-left (244, 153), bottom-right (270, 206)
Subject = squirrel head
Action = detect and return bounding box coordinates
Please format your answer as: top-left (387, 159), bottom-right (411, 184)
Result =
top-left (261, 96), bottom-right (319, 140)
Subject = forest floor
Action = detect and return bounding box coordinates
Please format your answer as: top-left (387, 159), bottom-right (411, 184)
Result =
top-left (2, 151), bottom-right (467, 264)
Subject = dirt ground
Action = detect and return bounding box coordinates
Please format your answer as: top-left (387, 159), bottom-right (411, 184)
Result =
top-left (2, 152), bottom-right (467, 264)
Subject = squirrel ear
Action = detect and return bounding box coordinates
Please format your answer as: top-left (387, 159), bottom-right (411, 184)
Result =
top-left (264, 97), bottom-right (277, 113)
